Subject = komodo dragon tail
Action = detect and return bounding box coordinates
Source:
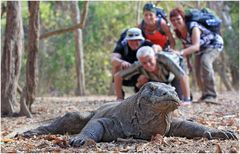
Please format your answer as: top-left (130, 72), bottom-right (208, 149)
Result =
top-left (8, 111), bottom-right (95, 139)
top-left (5, 118), bottom-right (55, 139)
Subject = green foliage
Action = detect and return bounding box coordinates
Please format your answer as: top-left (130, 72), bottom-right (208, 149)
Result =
top-left (83, 1), bottom-right (137, 94)
top-left (223, 1), bottom-right (239, 71)
top-left (2, 1), bottom-right (238, 96)
top-left (37, 33), bottom-right (76, 96)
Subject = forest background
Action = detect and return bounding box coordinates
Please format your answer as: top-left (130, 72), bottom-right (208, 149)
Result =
top-left (1, 1), bottom-right (239, 97)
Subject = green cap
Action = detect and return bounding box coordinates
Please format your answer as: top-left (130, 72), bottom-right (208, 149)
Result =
top-left (143, 3), bottom-right (157, 13)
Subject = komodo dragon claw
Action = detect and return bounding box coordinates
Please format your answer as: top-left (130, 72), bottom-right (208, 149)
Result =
top-left (203, 130), bottom-right (238, 140)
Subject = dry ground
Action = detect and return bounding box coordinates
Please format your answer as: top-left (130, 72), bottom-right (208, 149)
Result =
top-left (1, 91), bottom-right (239, 153)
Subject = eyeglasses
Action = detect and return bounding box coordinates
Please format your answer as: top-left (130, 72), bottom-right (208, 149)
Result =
top-left (128, 33), bottom-right (140, 37)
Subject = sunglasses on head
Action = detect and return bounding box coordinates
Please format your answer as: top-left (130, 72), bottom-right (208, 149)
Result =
top-left (128, 33), bottom-right (140, 37)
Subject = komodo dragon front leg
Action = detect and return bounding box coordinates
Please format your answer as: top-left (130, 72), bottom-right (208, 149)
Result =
top-left (69, 118), bottom-right (125, 147)
top-left (167, 119), bottom-right (238, 140)
top-left (22, 111), bottom-right (94, 137)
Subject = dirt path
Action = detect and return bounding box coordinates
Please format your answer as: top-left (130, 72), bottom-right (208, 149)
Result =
top-left (1, 92), bottom-right (239, 153)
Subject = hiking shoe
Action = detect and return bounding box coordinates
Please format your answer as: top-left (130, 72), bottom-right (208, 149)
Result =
top-left (197, 95), bottom-right (215, 103)
top-left (198, 95), bottom-right (207, 101)
top-left (203, 97), bottom-right (218, 104)
top-left (180, 101), bottom-right (192, 106)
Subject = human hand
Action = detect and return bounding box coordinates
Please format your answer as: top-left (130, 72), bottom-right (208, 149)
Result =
top-left (136, 75), bottom-right (149, 88)
top-left (152, 44), bottom-right (162, 52)
top-left (168, 49), bottom-right (184, 56)
top-left (121, 61), bottom-right (131, 70)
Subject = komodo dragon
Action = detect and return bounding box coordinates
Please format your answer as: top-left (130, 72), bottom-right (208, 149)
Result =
top-left (21, 82), bottom-right (237, 147)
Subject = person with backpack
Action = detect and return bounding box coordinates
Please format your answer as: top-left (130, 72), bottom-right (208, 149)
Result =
top-left (169, 7), bottom-right (224, 103)
top-left (111, 27), bottom-right (161, 101)
top-left (139, 3), bottom-right (175, 50)
top-left (115, 46), bottom-right (192, 105)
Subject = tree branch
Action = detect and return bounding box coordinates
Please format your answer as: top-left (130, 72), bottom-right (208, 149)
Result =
top-left (1, 3), bottom-right (6, 17)
top-left (40, 1), bottom-right (89, 40)
top-left (17, 84), bottom-right (22, 94)
top-left (40, 23), bottom-right (83, 39)
top-left (179, 2), bottom-right (195, 8)
top-left (80, 1), bottom-right (89, 28)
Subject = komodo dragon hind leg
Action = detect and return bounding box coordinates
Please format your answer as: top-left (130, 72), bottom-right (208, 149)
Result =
top-left (22, 111), bottom-right (95, 137)
top-left (167, 119), bottom-right (237, 140)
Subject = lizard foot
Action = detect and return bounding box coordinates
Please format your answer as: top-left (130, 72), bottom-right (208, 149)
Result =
top-left (69, 135), bottom-right (94, 147)
top-left (203, 130), bottom-right (238, 140)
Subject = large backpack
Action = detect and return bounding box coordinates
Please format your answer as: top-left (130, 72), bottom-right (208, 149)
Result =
top-left (115, 29), bottom-right (129, 57)
top-left (155, 7), bottom-right (168, 25)
top-left (185, 8), bottom-right (222, 34)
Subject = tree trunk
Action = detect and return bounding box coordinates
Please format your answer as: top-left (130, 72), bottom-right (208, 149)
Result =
top-left (19, 1), bottom-right (40, 117)
top-left (136, 1), bottom-right (141, 24)
top-left (70, 1), bottom-right (86, 96)
top-left (1, 1), bottom-right (23, 116)
top-left (221, 3), bottom-right (239, 90)
top-left (230, 65), bottom-right (239, 90)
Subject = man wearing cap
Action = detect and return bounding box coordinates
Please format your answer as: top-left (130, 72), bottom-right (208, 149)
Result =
top-left (115, 46), bottom-right (192, 105)
top-left (111, 27), bottom-right (161, 100)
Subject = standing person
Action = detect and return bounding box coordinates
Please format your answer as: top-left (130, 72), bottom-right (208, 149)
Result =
top-left (139, 3), bottom-right (175, 49)
top-left (169, 8), bottom-right (224, 103)
top-left (111, 27), bottom-right (161, 100)
top-left (116, 46), bottom-right (192, 105)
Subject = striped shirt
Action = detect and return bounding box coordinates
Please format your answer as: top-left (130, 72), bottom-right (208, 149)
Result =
top-left (181, 21), bottom-right (224, 54)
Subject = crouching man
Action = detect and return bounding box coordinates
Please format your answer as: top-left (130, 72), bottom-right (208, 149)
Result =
top-left (115, 46), bottom-right (192, 105)
top-left (111, 28), bottom-right (161, 100)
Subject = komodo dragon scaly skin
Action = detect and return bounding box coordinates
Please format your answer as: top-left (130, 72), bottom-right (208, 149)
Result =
top-left (21, 82), bottom-right (237, 147)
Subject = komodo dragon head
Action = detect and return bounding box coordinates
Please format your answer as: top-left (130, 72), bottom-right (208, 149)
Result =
top-left (136, 82), bottom-right (180, 113)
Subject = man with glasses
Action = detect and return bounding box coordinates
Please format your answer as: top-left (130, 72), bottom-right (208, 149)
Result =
top-left (115, 46), bottom-right (192, 105)
top-left (111, 28), bottom-right (161, 100)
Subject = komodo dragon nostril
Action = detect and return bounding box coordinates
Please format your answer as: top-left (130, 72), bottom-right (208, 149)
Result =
top-left (162, 91), bottom-right (168, 96)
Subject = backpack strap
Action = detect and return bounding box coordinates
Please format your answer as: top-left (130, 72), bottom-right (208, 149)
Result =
top-left (121, 41), bottom-right (129, 57)
top-left (157, 18), bottom-right (166, 35)
top-left (186, 22), bottom-right (192, 36)
top-left (141, 18), bottom-right (166, 36)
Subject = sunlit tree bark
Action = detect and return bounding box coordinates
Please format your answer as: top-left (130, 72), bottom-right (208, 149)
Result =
top-left (1, 1), bottom-right (23, 116)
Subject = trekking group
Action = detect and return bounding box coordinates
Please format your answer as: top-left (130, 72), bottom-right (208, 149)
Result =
top-left (111, 3), bottom-right (223, 105)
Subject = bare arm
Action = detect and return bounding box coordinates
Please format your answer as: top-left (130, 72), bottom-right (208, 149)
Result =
top-left (161, 20), bottom-right (175, 49)
top-left (181, 27), bottom-right (201, 56)
top-left (111, 53), bottom-right (131, 70)
top-left (111, 53), bottom-right (123, 66)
